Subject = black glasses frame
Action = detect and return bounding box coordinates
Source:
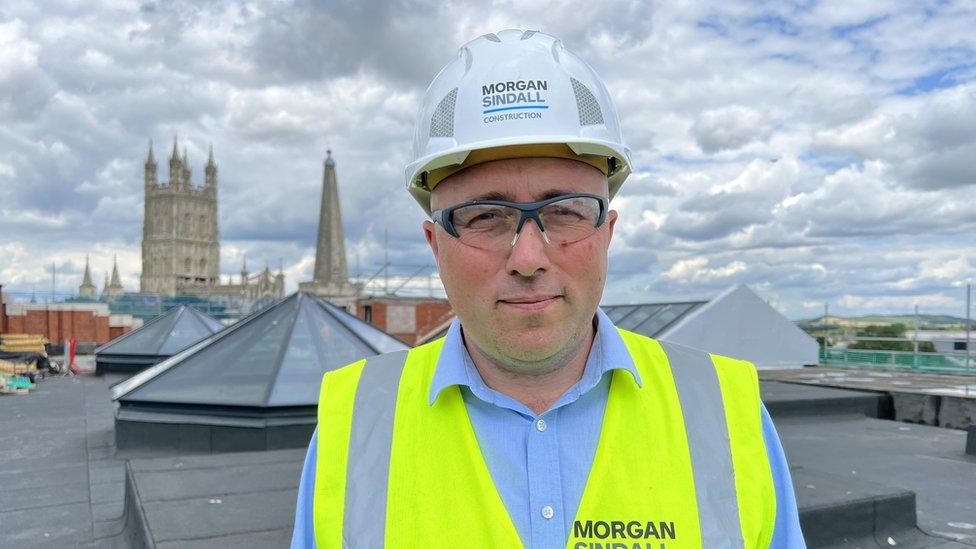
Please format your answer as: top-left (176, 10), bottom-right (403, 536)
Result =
top-left (431, 193), bottom-right (609, 241)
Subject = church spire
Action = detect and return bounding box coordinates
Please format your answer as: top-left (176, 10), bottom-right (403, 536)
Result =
top-left (169, 135), bottom-right (183, 186)
top-left (298, 148), bottom-right (355, 301)
top-left (103, 255), bottom-right (125, 297)
top-left (78, 256), bottom-right (96, 299)
top-left (82, 255), bottom-right (93, 286)
top-left (310, 149), bottom-right (350, 288)
top-left (110, 255), bottom-right (122, 287)
top-left (205, 143), bottom-right (217, 187)
top-left (145, 140), bottom-right (158, 186)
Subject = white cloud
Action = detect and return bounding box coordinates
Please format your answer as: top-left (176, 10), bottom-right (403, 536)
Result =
top-left (691, 105), bottom-right (772, 154)
top-left (662, 257), bottom-right (748, 284)
top-left (813, 83), bottom-right (976, 189)
top-left (839, 293), bottom-right (961, 311)
top-left (0, 161), bottom-right (15, 177)
top-left (778, 160), bottom-right (976, 238)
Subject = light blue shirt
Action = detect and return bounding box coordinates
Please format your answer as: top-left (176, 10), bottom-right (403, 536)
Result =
top-left (292, 309), bottom-right (805, 547)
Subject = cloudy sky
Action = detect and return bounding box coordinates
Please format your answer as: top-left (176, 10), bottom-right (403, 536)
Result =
top-left (1, 0), bottom-right (974, 319)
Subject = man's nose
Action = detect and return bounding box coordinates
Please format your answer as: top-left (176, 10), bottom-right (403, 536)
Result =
top-left (506, 219), bottom-right (551, 277)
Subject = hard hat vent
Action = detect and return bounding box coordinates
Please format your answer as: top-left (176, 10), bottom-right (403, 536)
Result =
top-left (429, 88), bottom-right (458, 138)
top-left (570, 77), bottom-right (604, 126)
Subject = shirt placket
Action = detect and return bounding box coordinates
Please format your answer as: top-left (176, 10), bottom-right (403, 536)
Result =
top-left (525, 409), bottom-right (565, 548)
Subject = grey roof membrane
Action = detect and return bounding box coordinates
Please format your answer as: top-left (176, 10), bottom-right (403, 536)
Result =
top-left (95, 305), bottom-right (224, 357)
top-left (117, 380), bottom-right (976, 548)
top-left (111, 292), bottom-right (409, 408)
top-left (5, 367), bottom-right (976, 546)
top-left (601, 301), bottom-right (706, 337)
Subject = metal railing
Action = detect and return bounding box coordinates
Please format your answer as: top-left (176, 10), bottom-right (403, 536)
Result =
top-left (820, 347), bottom-right (975, 376)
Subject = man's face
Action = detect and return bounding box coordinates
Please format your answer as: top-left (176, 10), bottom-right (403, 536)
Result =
top-left (424, 157), bottom-right (617, 374)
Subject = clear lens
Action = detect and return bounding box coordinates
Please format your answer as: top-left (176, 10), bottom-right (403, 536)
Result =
top-left (452, 204), bottom-right (518, 236)
top-left (451, 196), bottom-right (603, 251)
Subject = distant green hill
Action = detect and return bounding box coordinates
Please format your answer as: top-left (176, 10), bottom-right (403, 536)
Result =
top-left (796, 313), bottom-right (974, 330)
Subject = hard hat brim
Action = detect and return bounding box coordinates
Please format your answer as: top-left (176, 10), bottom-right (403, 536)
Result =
top-left (406, 137), bottom-right (631, 214)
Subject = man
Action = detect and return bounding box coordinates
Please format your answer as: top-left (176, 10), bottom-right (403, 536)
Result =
top-left (293, 29), bottom-right (804, 548)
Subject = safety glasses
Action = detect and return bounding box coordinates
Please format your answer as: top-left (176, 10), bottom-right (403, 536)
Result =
top-left (431, 193), bottom-right (609, 251)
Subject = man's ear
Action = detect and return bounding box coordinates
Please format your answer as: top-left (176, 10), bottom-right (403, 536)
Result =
top-left (424, 220), bottom-right (440, 263)
top-left (606, 209), bottom-right (618, 243)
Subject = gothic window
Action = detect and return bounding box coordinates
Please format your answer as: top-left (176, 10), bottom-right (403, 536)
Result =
top-left (199, 215), bottom-right (206, 237)
top-left (185, 257), bottom-right (192, 273)
top-left (199, 258), bottom-right (206, 272)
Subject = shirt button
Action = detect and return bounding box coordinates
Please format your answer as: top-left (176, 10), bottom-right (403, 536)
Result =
top-left (535, 419), bottom-right (547, 432)
top-left (541, 505), bottom-right (554, 519)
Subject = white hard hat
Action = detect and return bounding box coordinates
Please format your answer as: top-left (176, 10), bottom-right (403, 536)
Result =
top-left (405, 29), bottom-right (632, 213)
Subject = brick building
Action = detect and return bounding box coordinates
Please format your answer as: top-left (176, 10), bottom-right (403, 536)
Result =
top-left (0, 290), bottom-right (137, 347)
top-left (356, 296), bottom-right (453, 346)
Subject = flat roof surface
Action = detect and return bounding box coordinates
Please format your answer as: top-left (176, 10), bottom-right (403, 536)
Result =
top-left (0, 371), bottom-right (127, 548)
top-left (763, 367), bottom-right (976, 398)
top-left (3, 371), bottom-right (975, 547)
top-left (779, 414), bottom-right (976, 546)
top-left (128, 449), bottom-right (304, 547)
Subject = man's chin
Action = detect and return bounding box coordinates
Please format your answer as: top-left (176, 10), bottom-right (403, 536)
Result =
top-left (490, 325), bottom-right (568, 357)
top-left (493, 315), bottom-right (561, 336)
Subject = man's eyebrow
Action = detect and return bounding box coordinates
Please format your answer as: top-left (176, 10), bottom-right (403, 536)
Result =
top-left (468, 191), bottom-right (512, 201)
top-left (538, 189), bottom-right (576, 200)
top-left (465, 188), bottom-right (578, 202)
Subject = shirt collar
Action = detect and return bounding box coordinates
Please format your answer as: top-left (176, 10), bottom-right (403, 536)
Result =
top-left (428, 307), bottom-right (642, 406)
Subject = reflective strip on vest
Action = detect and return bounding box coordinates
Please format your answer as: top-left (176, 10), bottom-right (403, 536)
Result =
top-left (343, 350), bottom-right (409, 546)
top-left (659, 340), bottom-right (743, 547)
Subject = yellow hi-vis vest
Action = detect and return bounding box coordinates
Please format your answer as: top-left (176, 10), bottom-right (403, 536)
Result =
top-left (314, 329), bottom-right (776, 548)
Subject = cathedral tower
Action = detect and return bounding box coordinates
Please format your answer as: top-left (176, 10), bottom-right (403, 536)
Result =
top-left (140, 138), bottom-right (220, 296)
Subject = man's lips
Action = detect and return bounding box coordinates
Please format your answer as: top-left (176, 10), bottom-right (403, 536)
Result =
top-left (497, 295), bottom-right (563, 310)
